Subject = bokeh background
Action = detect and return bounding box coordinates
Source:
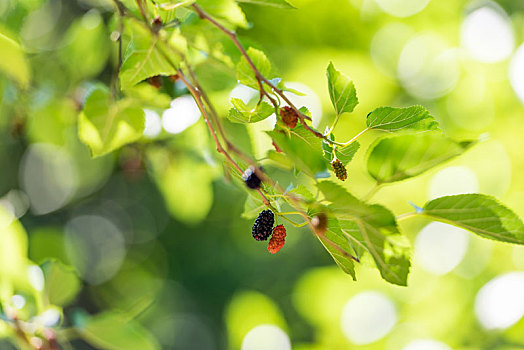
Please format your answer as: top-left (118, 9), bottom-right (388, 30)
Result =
top-left (1, 0), bottom-right (524, 349)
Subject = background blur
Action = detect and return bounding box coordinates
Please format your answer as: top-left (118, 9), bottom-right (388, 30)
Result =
top-left (1, 0), bottom-right (524, 349)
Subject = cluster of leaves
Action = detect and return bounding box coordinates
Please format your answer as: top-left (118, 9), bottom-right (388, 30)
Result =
top-left (72, 0), bottom-right (524, 287)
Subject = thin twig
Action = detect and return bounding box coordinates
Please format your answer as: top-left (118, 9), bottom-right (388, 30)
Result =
top-left (178, 70), bottom-right (270, 206)
top-left (191, 4), bottom-right (372, 148)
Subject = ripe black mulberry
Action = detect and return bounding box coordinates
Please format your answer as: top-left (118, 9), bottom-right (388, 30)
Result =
top-left (252, 210), bottom-right (274, 241)
top-left (242, 166), bottom-right (262, 189)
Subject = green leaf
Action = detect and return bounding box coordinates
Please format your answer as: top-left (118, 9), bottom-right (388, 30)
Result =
top-left (227, 98), bottom-right (274, 123)
top-left (323, 136), bottom-right (360, 165)
top-left (197, 0), bottom-right (248, 28)
top-left (367, 133), bottom-right (474, 184)
top-left (78, 88), bottom-right (145, 157)
top-left (79, 312), bottom-right (160, 350)
top-left (336, 142), bottom-right (360, 164)
top-left (317, 217), bottom-right (356, 279)
top-left (287, 184), bottom-right (315, 203)
top-left (236, 47), bottom-right (273, 90)
top-left (423, 194), bottom-right (524, 245)
top-left (41, 260), bottom-right (81, 307)
top-left (236, 0), bottom-right (295, 8)
top-left (317, 181), bottom-right (411, 285)
top-left (268, 125), bottom-right (326, 177)
top-left (0, 29), bottom-right (30, 88)
top-left (326, 62), bottom-right (358, 115)
top-left (242, 194), bottom-right (266, 219)
top-left (366, 106), bottom-right (439, 132)
top-left (266, 150), bottom-right (293, 169)
top-left (119, 20), bottom-right (180, 90)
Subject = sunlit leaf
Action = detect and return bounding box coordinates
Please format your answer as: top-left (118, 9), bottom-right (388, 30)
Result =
top-left (227, 98), bottom-right (274, 123)
top-left (323, 135), bottom-right (360, 165)
top-left (317, 181), bottom-right (411, 285)
top-left (367, 133), bottom-right (474, 184)
top-left (366, 106), bottom-right (439, 131)
top-left (78, 88), bottom-right (145, 157)
top-left (197, 0), bottom-right (248, 28)
top-left (423, 194), bottom-right (524, 245)
top-left (268, 125), bottom-right (326, 177)
top-left (119, 19), bottom-right (181, 90)
top-left (236, 47), bottom-right (273, 90)
top-left (79, 312), bottom-right (160, 350)
top-left (326, 62), bottom-right (358, 116)
top-left (317, 217), bottom-right (356, 279)
top-left (41, 260), bottom-right (81, 307)
top-left (0, 29), bottom-right (30, 88)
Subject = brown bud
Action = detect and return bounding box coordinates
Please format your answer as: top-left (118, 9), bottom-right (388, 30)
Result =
top-left (147, 75), bottom-right (162, 89)
top-left (311, 213), bottom-right (328, 235)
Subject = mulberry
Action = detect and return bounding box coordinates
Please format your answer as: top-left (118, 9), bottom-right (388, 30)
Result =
top-left (268, 225), bottom-right (286, 254)
top-left (280, 106), bottom-right (299, 129)
top-left (242, 166), bottom-right (262, 189)
top-left (147, 75), bottom-right (162, 89)
top-left (331, 159), bottom-right (347, 181)
top-left (252, 210), bottom-right (274, 241)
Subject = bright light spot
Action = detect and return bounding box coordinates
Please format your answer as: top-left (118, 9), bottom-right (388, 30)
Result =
top-left (20, 143), bottom-right (77, 215)
top-left (0, 200), bottom-right (15, 226)
top-left (241, 325), bottom-right (291, 350)
top-left (398, 34), bottom-right (459, 99)
top-left (375, 0), bottom-right (431, 18)
top-left (28, 265), bottom-right (45, 291)
top-left (143, 109), bottom-right (162, 138)
top-left (415, 222), bottom-right (469, 275)
top-left (340, 291), bottom-right (397, 345)
top-left (4, 190), bottom-right (30, 219)
top-left (162, 96), bottom-right (201, 134)
top-left (403, 339), bottom-right (452, 350)
top-left (36, 309), bottom-right (61, 327)
top-left (461, 5), bottom-right (514, 63)
top-left (230, 84), bottom-right (258, 104)
top-left (283, 82), bottom-right (322, 128)
top-left (12, 295), bottom-right (25, 309)
top-left (509, 43), bottom-right (524, 105)
top-left (65, 215), bottom-right (126, 285)
top-left (475, 272), bottom-right (524, 329)
top-left (371, 22), bottom-right (414, 77)
top-left (429, 166), bottom-right (478, 200)
top-left (512, 246), bottom-right (524, 269)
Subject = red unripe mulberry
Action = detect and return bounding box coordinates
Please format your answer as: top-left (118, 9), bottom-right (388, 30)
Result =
top-left (268, 225), bottom-right (286, 254)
